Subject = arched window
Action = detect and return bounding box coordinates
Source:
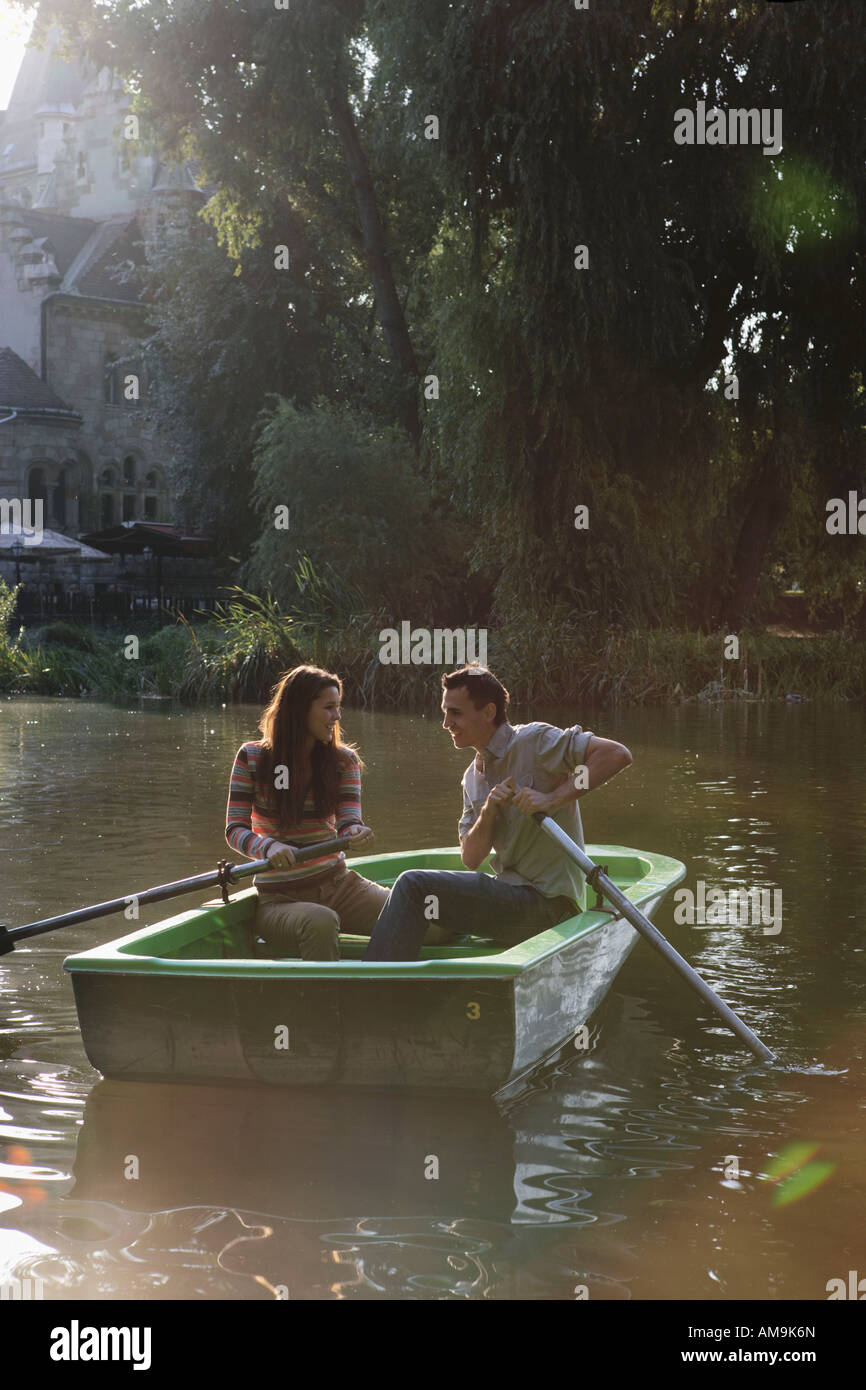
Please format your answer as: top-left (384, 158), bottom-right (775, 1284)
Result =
top-left (142, 467), bottom-right (164, 523)
top-left (122, 454), bottom-right (137, 521)
top-left (74, 452), bottom-right (92, 531)
top-left (99, 463), bottom-right (118, 528)
top-left (27, 467), bottom-right (48, 508)
top-left (53, 468), bottom-right (67, 527)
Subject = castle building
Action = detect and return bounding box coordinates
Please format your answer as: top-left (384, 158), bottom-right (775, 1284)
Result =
top-left (0, 25), bottom-right (217, 615)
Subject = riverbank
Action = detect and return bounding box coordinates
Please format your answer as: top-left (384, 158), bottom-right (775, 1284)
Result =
top-left (2, 597), bottom-right (863, 707)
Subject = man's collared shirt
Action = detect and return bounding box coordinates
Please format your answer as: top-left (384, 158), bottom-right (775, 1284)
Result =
top-left (459, 720), bottom-right (595, 909)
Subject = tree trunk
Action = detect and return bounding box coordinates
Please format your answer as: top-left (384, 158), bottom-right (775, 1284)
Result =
top-left (722, 444), bottom-right (790, 628)
top-left (326, 92), bottom-right (421, 445)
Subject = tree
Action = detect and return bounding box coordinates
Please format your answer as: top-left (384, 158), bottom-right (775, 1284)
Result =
top-left (33, 0), bottom-right (439, 440)
top-left (28, 0), bottom-right (866, 630)
top-left (246, 395), bottom-right (479, 618)
top-left (29, 0), bottom-right (449, 558)
top-left (370, 0), bottom-right (866, 627)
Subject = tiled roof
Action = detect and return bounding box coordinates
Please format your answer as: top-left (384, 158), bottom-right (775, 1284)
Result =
top-left (0, 117), bottom-right (37, 176)
top-left (0, 205), bottom-right (148, 305)
top-left (6, 42), bottom-right (85, 112)
top-left (0, 346), bottom-right (78, 414)
top-left (0, 40), bottom-right (86, 175)
top-left (0, 202), bottom-right (97, 276)
top-left (151, 159), bottom-right (202, 193)
top-left (68, 216), bottom-right (147, 302)
top-left (80, 521), bottom-right (214, 556)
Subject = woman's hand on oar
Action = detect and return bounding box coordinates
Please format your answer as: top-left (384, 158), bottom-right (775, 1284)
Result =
top-left (266, 842), bottom-right (297, 870)
top-left (1, 830), bottom-right (372, 953)
top-left (343, 823), bottom-right (375, 845)
top-left (264, 828), bottom-right (372, 868)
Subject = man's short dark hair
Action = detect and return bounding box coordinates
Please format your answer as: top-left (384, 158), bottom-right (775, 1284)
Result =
top-left (441, 666), bottom-right (509, 726)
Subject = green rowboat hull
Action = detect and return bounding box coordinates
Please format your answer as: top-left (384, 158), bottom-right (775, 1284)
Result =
top-left (63, 845), bottom-right (685, 1094)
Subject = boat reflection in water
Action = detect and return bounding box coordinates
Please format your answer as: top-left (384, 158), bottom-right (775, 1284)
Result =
top-left (65, 1072), bottom-right (632, 1299)
top-left (73, 1080), bottom-right (516, 1221)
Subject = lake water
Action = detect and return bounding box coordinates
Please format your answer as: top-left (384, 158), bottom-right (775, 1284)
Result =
top-left (1, 694), bottom-right (863, 1301)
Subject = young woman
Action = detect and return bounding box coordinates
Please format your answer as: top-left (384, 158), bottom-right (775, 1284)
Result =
top-left (225, 665), bottom-right (388, 960)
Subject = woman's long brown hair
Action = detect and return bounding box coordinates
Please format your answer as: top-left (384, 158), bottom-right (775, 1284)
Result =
top-left (253, 666), bottom-right (360, 828)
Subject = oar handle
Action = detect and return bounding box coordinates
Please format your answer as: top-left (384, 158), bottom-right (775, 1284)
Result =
top-left (1, 831), bottom-right (365, 951)
top-left (534, 814), bottom-right (777, 1064)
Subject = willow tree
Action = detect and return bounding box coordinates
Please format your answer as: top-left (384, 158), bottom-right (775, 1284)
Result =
top-left (28, 0), bottom-right (866, 629)
top-left (371, 0), bottom-right (866, 628)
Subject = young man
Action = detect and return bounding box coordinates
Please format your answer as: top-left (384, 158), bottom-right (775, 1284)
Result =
top-left (363, 666), bottom-right (632, 960)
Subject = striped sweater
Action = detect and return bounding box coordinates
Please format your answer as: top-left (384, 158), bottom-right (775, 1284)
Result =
top-left (225, 741), bottom-right (363, 890)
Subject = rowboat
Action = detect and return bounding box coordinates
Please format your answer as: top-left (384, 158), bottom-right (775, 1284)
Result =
top-left (63, 843), bottom-right (686, 1095)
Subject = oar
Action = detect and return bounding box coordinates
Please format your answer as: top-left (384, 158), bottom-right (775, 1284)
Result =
top-left (0, 832), bottom-right (366, 956)
top-left (533, 813), bottom-right (777, 1064)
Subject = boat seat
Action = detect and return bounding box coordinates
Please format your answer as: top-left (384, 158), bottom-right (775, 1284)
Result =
top-left (183, 923), bottom-right (507, 962)
top-left (337, 932), bottom-right (503, 959)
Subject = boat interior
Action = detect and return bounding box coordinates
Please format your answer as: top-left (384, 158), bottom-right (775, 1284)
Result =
top-left (153, 885), bottom-right (518, 962)
top-left (139, 850), bottom-right (650, 965)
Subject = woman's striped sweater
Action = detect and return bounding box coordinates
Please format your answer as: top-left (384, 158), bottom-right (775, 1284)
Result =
top-left (225, 741), bottom-right (363, 889)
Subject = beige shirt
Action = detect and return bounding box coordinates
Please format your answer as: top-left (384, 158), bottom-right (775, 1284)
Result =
top-left (458, 720), bottom-right (594, 909)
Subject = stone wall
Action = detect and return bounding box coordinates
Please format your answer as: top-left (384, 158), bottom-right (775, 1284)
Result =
top-left (43, 296), bottom-right (170, 530)
top-left (0, 296), bottom-right (172, 533)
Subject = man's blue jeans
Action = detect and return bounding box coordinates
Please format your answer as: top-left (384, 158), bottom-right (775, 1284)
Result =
top-left (363, 869), bottom-right (574, 961)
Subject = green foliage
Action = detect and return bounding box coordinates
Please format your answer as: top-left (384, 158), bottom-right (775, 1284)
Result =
top-left (4, 591), bottom-right (864, 708)
top-left (177, 588), bottom-right (303, 703)
top-left (31, 0), bottom-right (442, 552)
top-left (0, 579), bottom-right (28, 691)
top-left (138, 623), bottom-right (192, 670)
top-left (289, 554), bottom-right (365, 629)
top-left (0, 576), bottom-right (21, 642)
top-left (375, 0), bottom-right (866, 627)
top-left (23, 621), bottom-right (101, 654)
top-left (489, 620), bottom-right (866, 707)
top-left (245, 397), bottom-right (480, 618)
top-left (26, 0), bottom-right (866, 639)
top-left (65, 645), bottom-right (145, 701)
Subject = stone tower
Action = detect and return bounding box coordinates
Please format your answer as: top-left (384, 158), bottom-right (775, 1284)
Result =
top-left (0, 21), bottom-right (213, 550)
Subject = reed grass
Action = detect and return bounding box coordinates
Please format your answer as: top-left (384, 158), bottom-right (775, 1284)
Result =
top-left (3, 572), bottom-right (863, 707)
